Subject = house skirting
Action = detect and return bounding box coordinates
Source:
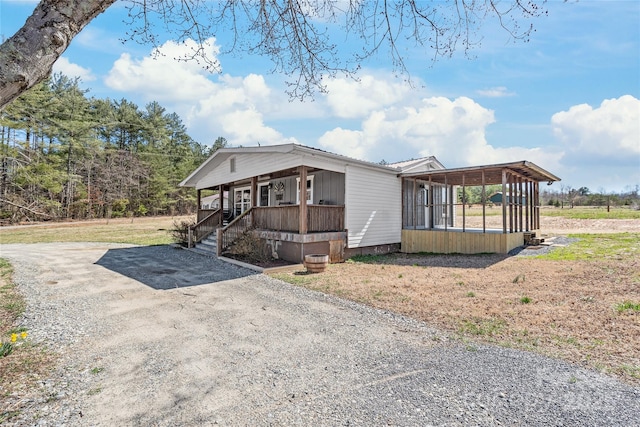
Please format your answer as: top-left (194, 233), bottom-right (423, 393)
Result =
top-left (401, 229), bottom-right (530, 254)
top-left (254, 230), bottom-right (347, 264)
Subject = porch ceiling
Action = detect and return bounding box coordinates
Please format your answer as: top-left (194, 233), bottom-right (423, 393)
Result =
top-left (206, 166), bottom-right (325, 189)
top-left (400, 161), bottom-right (560, 186)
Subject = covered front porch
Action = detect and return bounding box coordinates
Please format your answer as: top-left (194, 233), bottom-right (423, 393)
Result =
top-left (400, 161), bottom-right (560, 254)
top-left (191, 164), bottom-right (347, 263)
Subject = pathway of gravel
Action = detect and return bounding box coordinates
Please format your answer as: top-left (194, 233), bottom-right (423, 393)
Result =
top-left (2, 242), bottom-right (639, 426)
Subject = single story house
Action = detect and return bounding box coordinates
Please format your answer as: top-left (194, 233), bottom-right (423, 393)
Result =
top-left (179, 143), bottom-right (560, 263)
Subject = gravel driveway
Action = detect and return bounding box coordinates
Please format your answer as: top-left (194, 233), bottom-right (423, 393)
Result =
top-left (3, 243), bottom-right (639, 426)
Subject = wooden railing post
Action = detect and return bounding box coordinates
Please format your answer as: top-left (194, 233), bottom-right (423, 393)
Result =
top-left (188, 227), bottom-right (193, 248)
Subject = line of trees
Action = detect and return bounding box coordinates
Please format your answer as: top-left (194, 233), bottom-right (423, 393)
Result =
top-left (457, 184), bottom-right (640, 208)
top-left (541, 185), bottom-right (640, 209)
top-left (0, 74), bottom-right (218, 223)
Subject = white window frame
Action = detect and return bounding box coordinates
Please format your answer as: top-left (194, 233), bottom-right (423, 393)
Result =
top-left (296, 175), bottom-right (314, 205)
top-left (257, 182), bottom-right (271, 207)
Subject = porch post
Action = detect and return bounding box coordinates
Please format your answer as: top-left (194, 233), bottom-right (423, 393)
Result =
top-left (502, 169), bottom-right (507, 234)
top-left (481, 170), bottom-right (486, 233)
top-left (218, 184), bottom-right (224, 227)
top-left (251, 176), bottom-right (258, 208)
top-left (518, 177), bottom-right (523, 232)
top-left (428, 176), bottom-right (433, 229)
top-left (299, 166), bottom-right (308, 234)
top-left (196, 189), bottom-right (201, 217)
top-left (462, 173), bottom-right (466, 232)
top-left (412, 178), bottom-right (417, 230)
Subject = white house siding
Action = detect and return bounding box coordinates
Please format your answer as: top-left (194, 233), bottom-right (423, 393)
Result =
top-left (345, 165), bottom-right (402, 248)
top-left (197, 151), bottom-right (347, 190)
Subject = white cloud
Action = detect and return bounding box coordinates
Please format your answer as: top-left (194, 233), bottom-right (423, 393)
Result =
top-left (324, 74), bottom-right (412, 118)
top-left (104, 38), bottom-right (296, 146)
top-left (476, 86), bottom-right (515, 98)
top-left (550, 95), bottom-right (640, 189)
top-left (551, 95), bottom-right (640, 162)
top-left (318, 94), bottom-right (563, 170)
top-left (53, 57), bottom-right (95, 82)
top-left (105, 38), bottom-right (219, 102)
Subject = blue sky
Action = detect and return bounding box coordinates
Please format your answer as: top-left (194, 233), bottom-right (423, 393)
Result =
top-left (1, 0), bottom-right (639, 193)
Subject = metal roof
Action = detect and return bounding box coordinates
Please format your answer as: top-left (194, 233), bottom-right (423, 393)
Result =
top-left (400, 161), bottom-right (561, 185)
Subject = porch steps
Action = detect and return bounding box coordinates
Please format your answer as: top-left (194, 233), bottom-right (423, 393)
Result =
top-left (524, 232), bottom-right (544, 246)
top-left (190, 234), bottom-right (218, 257)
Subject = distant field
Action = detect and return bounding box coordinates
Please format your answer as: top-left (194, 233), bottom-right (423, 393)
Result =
top-left (461, 205), bottom-right (640, 219)
top-left (0, 216), bottom-right (192, 246)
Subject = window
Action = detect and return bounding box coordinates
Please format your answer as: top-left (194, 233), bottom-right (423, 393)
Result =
top-left (258, 182), bottom-right (271, 207)
top-left (296, 175), bottom-right (314, 204)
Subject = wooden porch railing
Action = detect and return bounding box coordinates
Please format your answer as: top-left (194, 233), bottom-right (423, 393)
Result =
top-left (252, 205), bottom-right (345, 232)
top-left (218, 205), bottom-right (345, 255)
top-left (197, 208), bottom-right (218, 222)
top-left (253, 206), bottom-right (299, 231)
top-left (308, 205), bottom-right (344, 232)
top-left (219, 208), bottom-right (254, 254)
top-left (189, 209), bottom-right (221, 247)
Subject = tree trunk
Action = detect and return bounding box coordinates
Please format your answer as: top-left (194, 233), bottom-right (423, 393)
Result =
top-left (0, 0), bottom-right (116, 110)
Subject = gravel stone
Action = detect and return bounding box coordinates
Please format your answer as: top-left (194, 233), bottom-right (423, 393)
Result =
top-left (2, 242), bottom-right (638, 426)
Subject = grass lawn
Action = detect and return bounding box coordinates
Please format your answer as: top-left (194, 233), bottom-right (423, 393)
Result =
top-left (271, 232), bottom-right (640, 385)
top-left (0, 216), bottom-right (190, 246)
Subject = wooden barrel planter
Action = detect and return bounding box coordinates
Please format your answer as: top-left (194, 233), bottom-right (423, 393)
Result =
top-left (304, 254), bottom-right (329, 273)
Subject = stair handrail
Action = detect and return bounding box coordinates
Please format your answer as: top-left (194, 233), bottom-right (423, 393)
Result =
top-left (218, 207), bottom-right (254, 254)
top-left (188, 208), bottom-right (221, 247)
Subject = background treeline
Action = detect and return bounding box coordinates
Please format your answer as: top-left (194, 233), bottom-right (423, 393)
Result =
top-left (0, 74), bottom-right (224, 224)
top-left (457, 184), bottom-right (639, 208)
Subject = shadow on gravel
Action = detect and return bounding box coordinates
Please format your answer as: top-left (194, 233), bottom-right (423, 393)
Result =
top-left (94, 245), bottom-right (256, 290)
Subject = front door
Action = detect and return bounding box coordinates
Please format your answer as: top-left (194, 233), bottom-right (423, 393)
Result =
top-left (234, 187), bottom-right (251, 216)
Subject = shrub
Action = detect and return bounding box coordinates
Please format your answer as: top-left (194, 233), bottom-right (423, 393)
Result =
top-left (226, 229), bottom-right (272, 264)
top-left (171, 218), bottom-right (196, 246)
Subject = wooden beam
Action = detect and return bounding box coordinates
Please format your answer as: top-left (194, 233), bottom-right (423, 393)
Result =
top-left (462, 174), bottom-right (466, 232)
top-left (429, 176), bottom-right (433, 229)
top-left (251, 176), bottom-right (258, 208)
top-left (481, 170), bottom-right (486, 233)
top-left (299, 166), bottom-right (308, 234)
top-left (412, 178), bottom-right (417, 230)
top-left (502, 169), bottom-right (507, 234)
top-left (196, 189), bottom-right (201, 216)
top-left (219, 184), bottom-right (224, 226)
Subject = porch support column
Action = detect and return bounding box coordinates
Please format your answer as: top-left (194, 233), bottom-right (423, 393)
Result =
top-left (524, 180), bottom-right (531, 231)
top-left (196, 189), bottom-right (201, 215)
top-left (518, 177), bottom-right (523, 232)
top-left (412, 178), bottom-right (417, 230)
top-left (481, 170), bottom-right (486, 233)
top-left (299, 166), bottom-right (308, 234)
top-left (428, 176), bottom-right (433, 229)
top-left (462, 174), bottom-right (466, 232)
top-left (218, 184), bottom-right (224, 227)
top-left (533, 182), bottom-right (540, 230)
top-left (251, 176), bottom-right (258, 208)
top-left (502, 169), bottom-right (507, 234)
top-left (509, 173), bottom-right (514, 233)
top-left (444, 175), bottom-right (448, 231)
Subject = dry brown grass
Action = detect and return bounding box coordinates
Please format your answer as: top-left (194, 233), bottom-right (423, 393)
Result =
top-left (0, 259), bottom-right (57, 423)
top-left (271, 235), bottom-right (640, 385)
